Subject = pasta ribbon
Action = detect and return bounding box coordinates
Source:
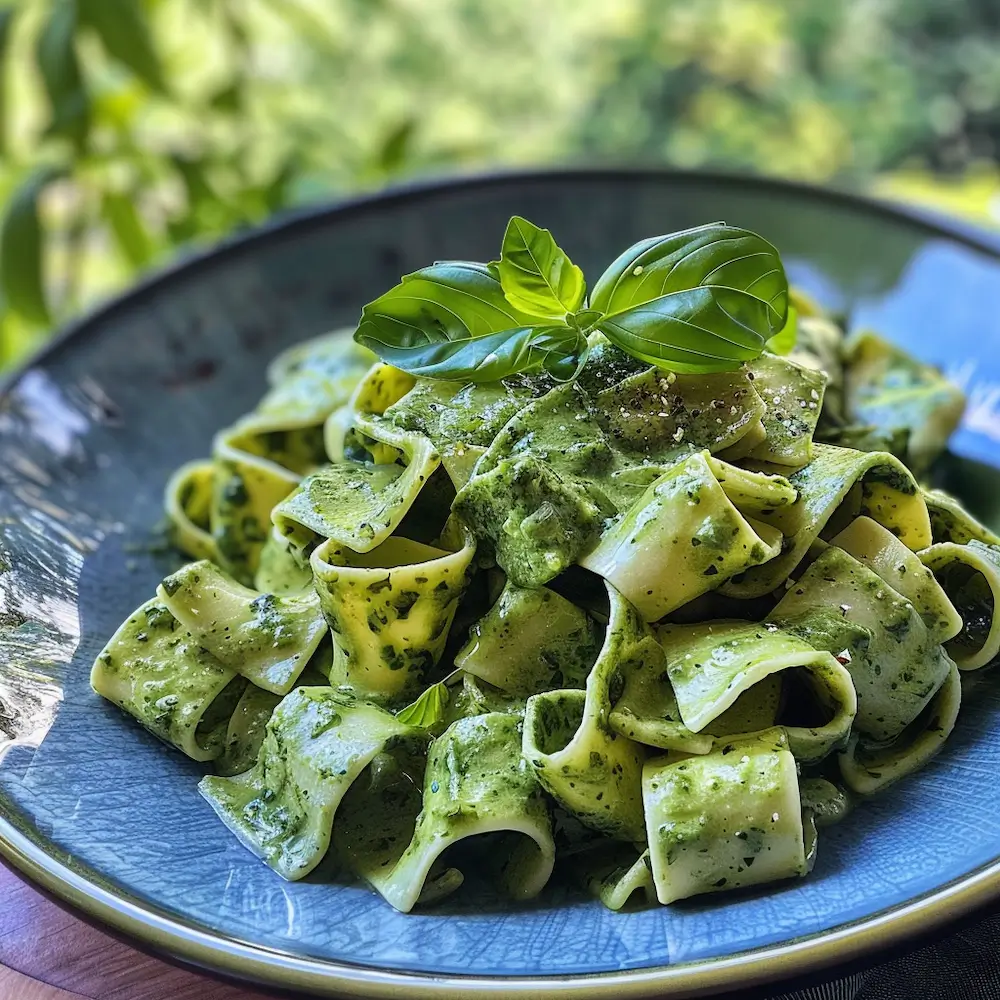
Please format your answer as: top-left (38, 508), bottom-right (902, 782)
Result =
top-left (839, 661), bottom-right (961, 796)
top-left (842, 332), bottom-right (965, 476)
top-left (163, 332), bottom-right (374, 584)
top-left (523, 583), bottom-right (675, 842)
top-left (216, 684), bottom-right (281, 777)
top-left (723, 443), bottom-right (932, 598)
top-left (831, 517), bottom-right (962, 646)
top-left (91, 598), bottom-right (247, 762)
top-left (652, 620), bottom-right (857, 763)
top-left (772, 546), bottom-right (958, 794)
top-left (567, 844), bottom-right (655, 911)
top-left (311, 519), bottom-right (476, 702)
top-left (199, 687), bottom-right (427, 880)
top-left (741, 353), bottom-right (828, 467)
top-left (454, 581), bottom-right (600, 696)
top-left (923, 488), bottom-right (1000, 546)
top-left (347, 713), bottom-right (555, 913)
top-left (580, 452), bottom-right (789, 620)
top-left (643, 729), bottom-right (807, 904)
top-left (157, 560), bottom-right (328, 695)
top-left (921, 540), bottom-right (1000, 669)
top-left (164, 459), bottom-right (217, 562)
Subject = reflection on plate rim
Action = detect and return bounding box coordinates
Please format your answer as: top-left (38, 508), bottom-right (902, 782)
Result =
top-left (2, 167), bottom-right (1000, 998)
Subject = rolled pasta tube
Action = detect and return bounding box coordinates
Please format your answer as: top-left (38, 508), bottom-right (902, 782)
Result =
top-left (642, 729), bottom-right (807, 905)
top-left (922, 488), bottom-right (1000, 546)
top-left (580, 452), bottom-right (787, 621)
top-left (272, 434), bottom-right (441, 561)
top-left (91, 598), bottom-right (246, 762)
top-left (653, 620), bottom-right (856, 763)
top-left (349, 713), bottom-right (555, 913)
top-left (211, 427), bottom-right (300, 585)
top-left (164, 459), bottom-right (218, 563)
top-left (839, 660), bottom-right (961, 796)
top-left (157, 560), bottom-right (328, 695)
top-left (199, 687), bottom-right (427, 881)
top-left (523, 583), bottom-right (694, 842)
top-left (831, 517), bottom-right (962, 646)
top-left (453, 581), bottom-right (600, 697)
top-left (920, 540), bottom-right (1000, 669)
top-left (311, 520), bottom-right (476, 703)
top-left (722, 443), bottom-right (931, 598)
top-left (773, 546), bottom-right (953, 748)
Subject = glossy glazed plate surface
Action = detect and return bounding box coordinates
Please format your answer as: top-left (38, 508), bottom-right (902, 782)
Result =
top-left (2, 170), bottom-right (1000, 998)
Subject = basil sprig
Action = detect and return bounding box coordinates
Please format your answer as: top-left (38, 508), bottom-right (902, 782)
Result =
top-left (395, 681), bottom-right (449, 728)
top-left (354, 216), bottom-right (788, 381)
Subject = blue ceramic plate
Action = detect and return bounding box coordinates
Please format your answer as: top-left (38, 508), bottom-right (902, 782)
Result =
top-left (3, 170), bottom-right (1000, 999)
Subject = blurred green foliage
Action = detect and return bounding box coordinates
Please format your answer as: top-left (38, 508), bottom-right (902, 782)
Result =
top-left (1, 0), bottom-right (999, 364)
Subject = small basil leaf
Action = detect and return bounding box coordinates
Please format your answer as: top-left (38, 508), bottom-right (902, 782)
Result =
top-left (396, 682), bottom-right (449, 728)
top-left (568, 307), bottom-right (603, 334)
top-left (496, 215), bottom-right (586, 320)
top-left (591, 223), bottom-right (788, 372)
top-left (358, 323), bottom-right (587, 383)
top-left (356, 260), bottom-right (539, 352)
top-left (766, 305), bottom-right (798, 355)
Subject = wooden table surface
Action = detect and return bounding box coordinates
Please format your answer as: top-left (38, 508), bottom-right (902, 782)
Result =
top-left (0, 859), bottom-right (277, 1000)
top-left (8, 851), bottom-right (1000, 1000)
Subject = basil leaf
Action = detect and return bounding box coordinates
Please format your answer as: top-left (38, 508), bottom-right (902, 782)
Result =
top-left (356, 260), bottom-right (538, 349)
top-left (766, 304), bottom-right (798, 355)
top-left (358, 322), bottom-right (588, 383)
top-left (591, 223), bottom-right (788, 373)
top-left (496, 215), bottom-right (585, 320)
top-left (396, 682), bottom-right (449, 728)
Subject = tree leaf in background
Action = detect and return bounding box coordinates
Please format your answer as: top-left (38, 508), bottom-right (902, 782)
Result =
top-left (496, 215), bottom-right (586, 320)
top-left (0, 6), bottom-right (17, 157)
top-left (78, 0), bottom-right (165, 92)
top-left (590, 223), bottom-right (788, 373)
top-left (208, 78), bottom-right (245, 113)
top-left (36, 0), bottom-right (89, 149)
top-left (395, 682), bottom-right (449, 728)
top-left (765, 305), bottom-right (798, 355)
top-left (357, 323), bottom-right (589, 382)
top-left (260, 154), bottom-right (301, 213)
top-left (377, 118), bottom-right (416, 173)
top-left (0, 167), bottom-right (65, 325)
top-left (102, 191), bottom-right (152, 268)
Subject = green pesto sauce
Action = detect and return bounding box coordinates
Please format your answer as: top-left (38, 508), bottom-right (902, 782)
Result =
top-left (455, 583), bottom-right (600, 696)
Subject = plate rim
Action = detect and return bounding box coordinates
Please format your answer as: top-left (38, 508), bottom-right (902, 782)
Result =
top-left (2, 165), bottom-right (1000, 998)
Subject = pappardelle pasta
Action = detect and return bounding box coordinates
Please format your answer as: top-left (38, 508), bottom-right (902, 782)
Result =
top-left (92, 217), bottom-right (996, 913)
